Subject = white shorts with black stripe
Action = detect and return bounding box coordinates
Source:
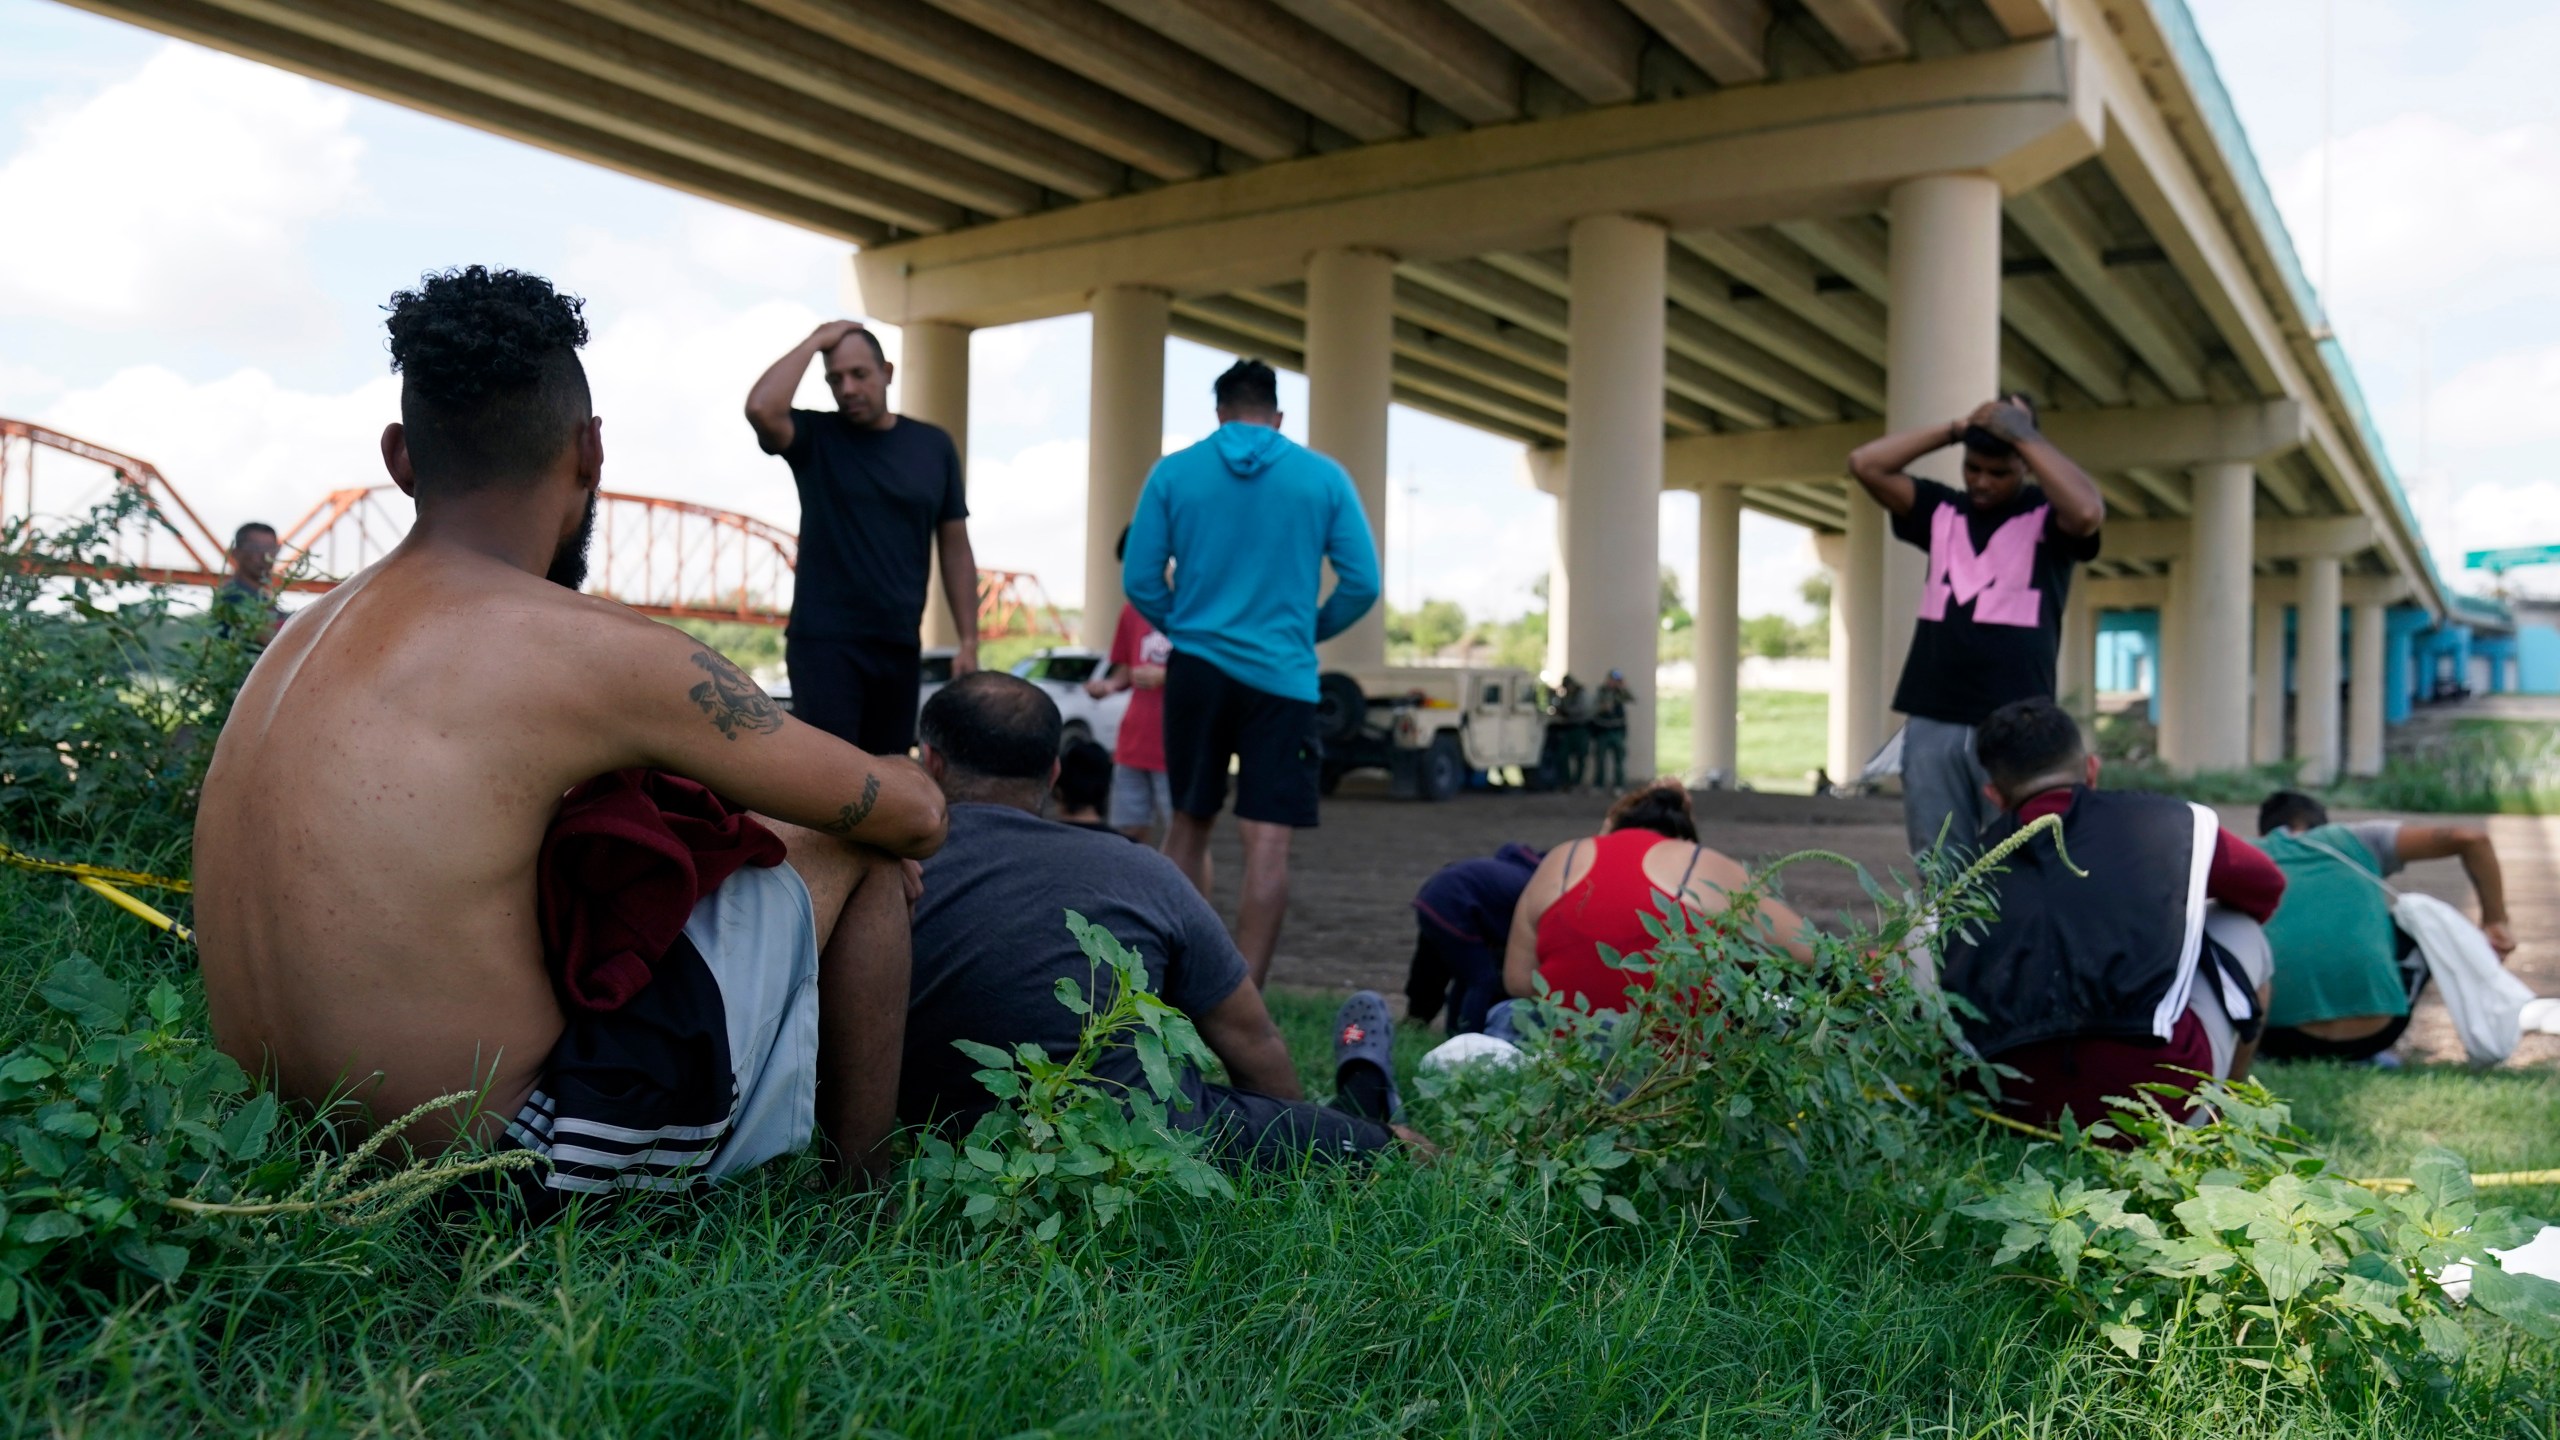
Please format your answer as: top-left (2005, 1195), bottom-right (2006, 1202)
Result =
top-left (500, 861), bottom-right (821, 1212)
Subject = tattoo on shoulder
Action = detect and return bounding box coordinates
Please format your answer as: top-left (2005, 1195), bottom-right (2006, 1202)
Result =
top-left (817, 773), bottom-right (881, 836)
top-left (687, 649), bottom-right (784, 741)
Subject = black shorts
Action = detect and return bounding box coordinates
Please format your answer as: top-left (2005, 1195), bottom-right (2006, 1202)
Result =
top-left (2263, 927), bottom-right (2426, 1064)
top-left (786, 634), bottom-right (921, 755)
top-left (1186, 1082), bottom-right (1393, 1170)
top-left (1162, 651), bottom-right (1322, 828)
top-left (464, 864), bottom-right (824, 1224)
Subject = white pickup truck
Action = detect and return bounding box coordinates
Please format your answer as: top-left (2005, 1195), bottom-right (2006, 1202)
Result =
top-left (1006, 646), bottom-right (1131, 751)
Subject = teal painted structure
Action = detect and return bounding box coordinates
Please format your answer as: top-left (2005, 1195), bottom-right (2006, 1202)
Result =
top-left (2092, 601), bottom-right (2524, 726)
top-left (2522, 625), bottom-right (2560, 694)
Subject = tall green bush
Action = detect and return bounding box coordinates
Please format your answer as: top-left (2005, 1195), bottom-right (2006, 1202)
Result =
top-left (0, 492), bottom-right (263, 862)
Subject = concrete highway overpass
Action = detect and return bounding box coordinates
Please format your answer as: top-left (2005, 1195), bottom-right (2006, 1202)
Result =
top-left (64, 0), bottom-right (2488, 784)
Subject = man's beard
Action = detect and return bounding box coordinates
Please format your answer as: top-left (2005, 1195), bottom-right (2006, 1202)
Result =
top-left (547, 492), bottom-right (597, 590)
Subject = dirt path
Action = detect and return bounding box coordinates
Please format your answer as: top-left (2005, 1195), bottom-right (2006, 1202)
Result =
top-left (1215, 779), bottom-right (1913, 994)
top-left (1214, 780), bottom-right (2556, 1068)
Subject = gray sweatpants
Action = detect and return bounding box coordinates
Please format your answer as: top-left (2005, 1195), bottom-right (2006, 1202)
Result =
top-left (1902, 715), bottom-right (1990, 860)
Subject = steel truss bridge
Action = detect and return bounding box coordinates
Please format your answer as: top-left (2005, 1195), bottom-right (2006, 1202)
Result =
top-left (1, 417), bottom-right (1062, 636)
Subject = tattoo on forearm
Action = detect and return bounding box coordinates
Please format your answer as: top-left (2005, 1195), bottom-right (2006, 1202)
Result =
top-left (817, 773), bottom-right (881, 836)
top-left (687, 649), bottom-right (784, 741)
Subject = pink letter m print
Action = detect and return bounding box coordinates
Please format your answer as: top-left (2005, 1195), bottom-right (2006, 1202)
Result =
top-left (1917, 504), bottom-right (2047, 628)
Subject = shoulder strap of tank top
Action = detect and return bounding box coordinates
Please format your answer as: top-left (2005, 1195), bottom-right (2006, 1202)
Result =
top-left (1670, 843), bottom-right (1707, 905)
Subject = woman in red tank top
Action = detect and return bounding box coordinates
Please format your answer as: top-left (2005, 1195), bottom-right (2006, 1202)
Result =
top-left (1500, 781), bottom-right (1811, 1014)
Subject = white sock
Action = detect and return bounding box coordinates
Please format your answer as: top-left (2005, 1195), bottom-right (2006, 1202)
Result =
top-left (2520, 998), bottom-right (2560, 1035)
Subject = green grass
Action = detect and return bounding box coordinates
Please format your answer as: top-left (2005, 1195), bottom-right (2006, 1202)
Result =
top-left (2101, 715), bottom-right (2560, 815)
top-left (6, 859), bottom-right (2558, 1435)
top-left (1659, 689), bottom-right (1830, 792)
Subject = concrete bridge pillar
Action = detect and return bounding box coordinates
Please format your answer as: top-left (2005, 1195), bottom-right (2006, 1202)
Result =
top-left (2348, 600), bottom-right (2387, 778)
top-left (2178, 461), bottom-right (2255, 773)
top-left (1563, 213), bottom-right (1666, 781)
top-left (1835, 506), bottom-right (1884, 778)
top-left (2296, 556), bottom-right (2343, 784)
top-left (2058, 576), bottom-right (2096, 737)
top-left (1877, 173), bottom-right (2004, 753)
top-left (1693, 485), bottom-right (1741, 783)
top-left (901, 320), bottom-right (971, 648)
top-left (2251, 595), bottom-right (2288, 765)
top-left (2159, 554), bottom-right (2191, 764)
top-left (1816, 529), bottom-right (1859, 779)
top-left (1084, 285), bottom-right (1167, 649)
top-left (1308, 246), bottom-right (1396, 669)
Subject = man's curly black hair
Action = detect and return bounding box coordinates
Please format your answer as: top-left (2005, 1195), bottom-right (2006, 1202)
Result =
top-left (384, 266), bottom-right (592, 494)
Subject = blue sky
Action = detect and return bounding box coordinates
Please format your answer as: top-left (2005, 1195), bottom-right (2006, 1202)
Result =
top-left (2, 0), bottom-right (2554, 617)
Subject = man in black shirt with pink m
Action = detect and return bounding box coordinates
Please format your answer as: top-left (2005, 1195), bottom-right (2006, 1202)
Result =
top-left (1849, 395), bottom-right (2105, 858)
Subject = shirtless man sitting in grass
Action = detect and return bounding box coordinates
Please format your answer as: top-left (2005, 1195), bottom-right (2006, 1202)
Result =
top-left (192, 267), bottom-right (946, 1212)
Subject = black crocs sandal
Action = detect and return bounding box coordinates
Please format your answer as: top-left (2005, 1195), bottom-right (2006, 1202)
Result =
top-left (1332, 989), bottom-right (1402, 1123)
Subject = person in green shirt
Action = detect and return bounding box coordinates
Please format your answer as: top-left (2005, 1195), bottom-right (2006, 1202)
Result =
top-left (2255, 790), bottom-right (2517, 1063)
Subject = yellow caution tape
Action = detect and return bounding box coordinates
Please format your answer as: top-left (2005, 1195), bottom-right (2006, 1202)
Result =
top-left (1, 838), bottom-right (194, 942)
top-left (73, 876), bottom-right (193, 945)
top-left (1970, 1104), bottom-right (2560, 1192)
top-left (0, 839), bottom-right (191, 892)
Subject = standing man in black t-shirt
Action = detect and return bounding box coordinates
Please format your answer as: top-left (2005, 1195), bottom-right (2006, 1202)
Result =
top-left (746, 320), bottom-right (976, 755)
top-left (1847, 394), bottom-right (2103, 857)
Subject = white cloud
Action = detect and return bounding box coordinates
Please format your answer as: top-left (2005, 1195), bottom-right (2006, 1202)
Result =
top-left (2433, 344), bottom-right (2560, 450)
top-left (2277, 113), bottom-right (2560, 325)
top-left (37, 364), bottom-right (395, 572)
top-left (0, 44), bottom-right (363, 338)
top-left (0, 359), bottom-right (64, 413)
top-left (2437, 479), bottom-right (2560, 593)
top-left (965, 437), bottom-right (1091, 602)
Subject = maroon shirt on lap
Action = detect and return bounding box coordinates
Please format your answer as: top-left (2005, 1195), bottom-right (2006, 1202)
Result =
top-left (1992, 1009), bottom-right (2216, 1132)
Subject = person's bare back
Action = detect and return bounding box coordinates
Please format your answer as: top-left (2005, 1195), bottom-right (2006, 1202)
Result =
top-left (194, 268), bottom-right (945, 1185)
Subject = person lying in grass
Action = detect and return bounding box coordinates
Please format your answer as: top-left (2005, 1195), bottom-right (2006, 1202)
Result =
top-left (1939, 698), bottom-right (2281, 1129)
top-left (192, 266), bottom-right (948, 1216)
top-left (902, 672), bottom-right (1428, 1166)
top-left (1490, 778), bottom-right (1813, 1038)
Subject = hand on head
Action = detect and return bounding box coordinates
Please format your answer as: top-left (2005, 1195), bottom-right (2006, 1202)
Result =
top-left (1966, 395), bottom-right (2039, 444)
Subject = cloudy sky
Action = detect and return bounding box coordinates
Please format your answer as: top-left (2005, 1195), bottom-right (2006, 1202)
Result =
top-left (1, 0), bottom-right (2553, 619)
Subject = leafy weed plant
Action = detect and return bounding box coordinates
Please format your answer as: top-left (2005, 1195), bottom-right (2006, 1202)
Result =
top-left (1965, 1076), bottom-right (2560, 1391)
top-left (1412, 835), bottom-right (2023, 1225)
top-left (906, 912), bottom-right (1233, 1246)
top-left (0, 952), bottom-right (522, 1330)
top-left (0, 491), bottom-right (264, 862)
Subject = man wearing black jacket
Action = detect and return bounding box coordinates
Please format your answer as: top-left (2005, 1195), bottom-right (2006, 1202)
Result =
top-left (1940, 700), bottom-right (2282, 1128)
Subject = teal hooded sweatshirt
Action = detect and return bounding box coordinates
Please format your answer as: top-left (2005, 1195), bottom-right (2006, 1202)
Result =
top-left (1121, 422), bottom-right (1380, 703)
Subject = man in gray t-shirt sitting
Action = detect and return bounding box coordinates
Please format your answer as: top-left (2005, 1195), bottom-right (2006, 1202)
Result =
top-left (903, 672), bottom-right (1412, 1168)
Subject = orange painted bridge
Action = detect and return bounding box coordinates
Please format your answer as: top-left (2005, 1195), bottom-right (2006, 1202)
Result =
top-left (1, 417), bottom-right (1063, 637)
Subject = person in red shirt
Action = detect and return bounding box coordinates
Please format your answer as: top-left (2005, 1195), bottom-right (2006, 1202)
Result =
top-left (1086, 527), bottom-right (1178, 849)
top-left (1941, 699), bottom-right (2284, 1130)
top-left (1498, 780), bottom-right (1813, 1023)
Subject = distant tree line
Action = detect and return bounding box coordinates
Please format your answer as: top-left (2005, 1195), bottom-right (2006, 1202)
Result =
top-left (1383, 569), bottom-right (1834, 669)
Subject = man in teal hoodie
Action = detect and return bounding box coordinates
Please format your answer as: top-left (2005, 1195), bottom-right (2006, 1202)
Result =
top-left (1123, 359), bottom-right (1381, 987)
